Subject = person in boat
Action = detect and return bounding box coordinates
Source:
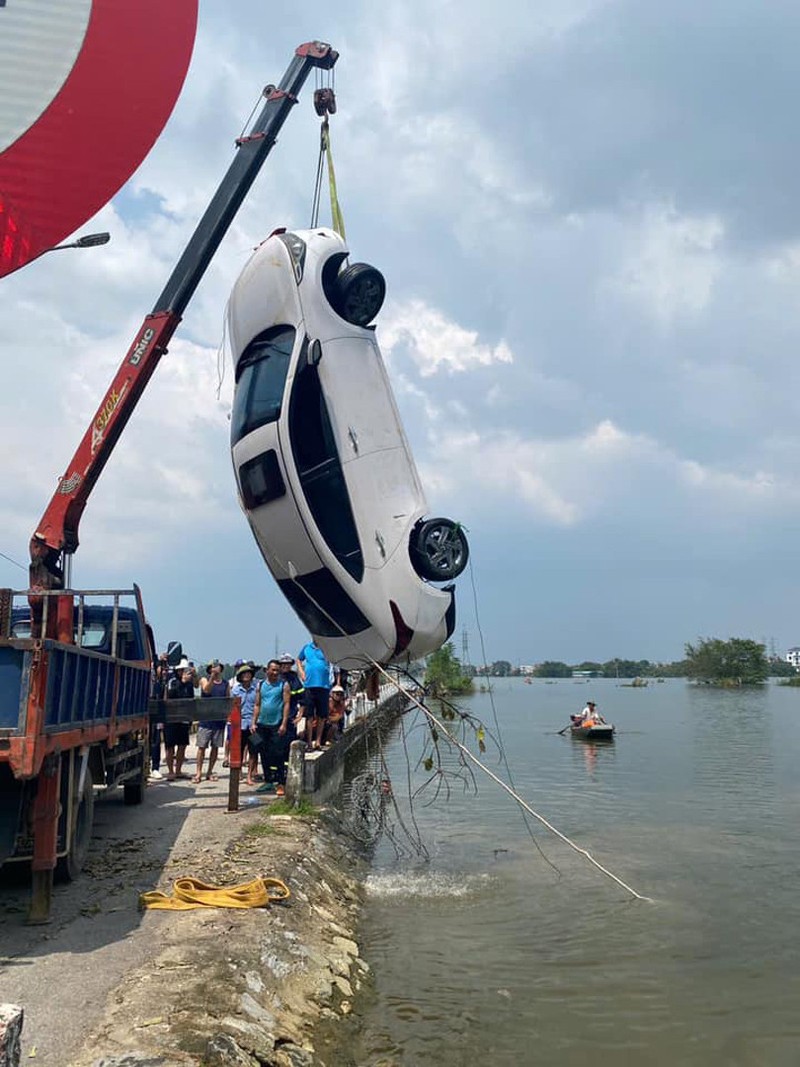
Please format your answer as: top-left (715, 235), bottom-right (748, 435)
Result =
top-left (579, 700), bottom-right (605, 724)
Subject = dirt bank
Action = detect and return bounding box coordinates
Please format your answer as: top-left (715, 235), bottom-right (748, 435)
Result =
top-left (0, 742), bottom-right (373, 1067)
top-left (67, 801), bottom-right (369, 1067)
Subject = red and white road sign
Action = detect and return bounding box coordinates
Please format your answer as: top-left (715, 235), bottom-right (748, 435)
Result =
top-left (0, 0), bottom-right (197, 277)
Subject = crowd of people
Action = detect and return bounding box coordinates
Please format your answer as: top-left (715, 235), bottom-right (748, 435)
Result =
top-left (149, 640), bottom-right (351, 797)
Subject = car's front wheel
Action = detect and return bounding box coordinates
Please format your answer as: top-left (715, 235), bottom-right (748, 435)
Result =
top-left (410, 518), bottom-right (469, 581)
top-left (334, 262), bottom-right (386, 326)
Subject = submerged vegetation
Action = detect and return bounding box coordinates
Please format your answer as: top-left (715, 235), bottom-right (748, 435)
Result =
top-left (425, 642), bottom-right (474, 696)
top-left (684, 637), bottom-right (769, 686)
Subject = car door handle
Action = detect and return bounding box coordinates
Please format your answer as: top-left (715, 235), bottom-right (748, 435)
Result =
top-left (348, 426), bottom-right (359, 453)
top-left (375, 530), bottom-right (386, 557)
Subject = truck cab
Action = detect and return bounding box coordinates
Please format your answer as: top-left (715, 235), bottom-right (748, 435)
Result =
top-left (8, 604), bottom-right (152, 662)
top-left (0, 588), bottom-right (153, 911)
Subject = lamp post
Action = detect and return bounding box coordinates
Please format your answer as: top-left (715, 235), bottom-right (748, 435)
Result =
top-left (41, 232), bottom-right (111, 253)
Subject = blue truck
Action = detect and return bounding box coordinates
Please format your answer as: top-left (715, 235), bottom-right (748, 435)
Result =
top-left (0, 588), bottom-right (154, 920)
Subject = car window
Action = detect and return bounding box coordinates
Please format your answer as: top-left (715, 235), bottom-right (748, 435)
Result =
top-left (239, 449), bottom-right (286, 510)
top-left (10, 619), bottom-right (106, 645)
top-left (277, 567), bottom-right (370, 637)
top-left (289, 361), bottom-right (364, 582)
top-left (230, 326), bottom-right (295, 445)
top-left (76, 622), bottom-right (108, 648)
top-left (9, 613), bottom-right (142, 657)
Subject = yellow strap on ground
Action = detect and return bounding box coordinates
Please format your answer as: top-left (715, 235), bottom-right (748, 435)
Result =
top-left (322, 120), bottom-right (346, 239)
top-left (139, 875), bottom-right (290, 911)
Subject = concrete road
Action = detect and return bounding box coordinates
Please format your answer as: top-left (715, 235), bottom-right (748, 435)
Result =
top-left (0, 749), bottom-right (246, 1065)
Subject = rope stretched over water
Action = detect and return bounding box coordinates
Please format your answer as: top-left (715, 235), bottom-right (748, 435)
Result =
top-left (414, 699), bottom-right (651, 902)
top-left (288, 574), bottom-right (652, 902)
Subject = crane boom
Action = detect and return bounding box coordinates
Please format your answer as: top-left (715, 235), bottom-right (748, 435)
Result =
top-left (29, 40), bottom-right (338, 591)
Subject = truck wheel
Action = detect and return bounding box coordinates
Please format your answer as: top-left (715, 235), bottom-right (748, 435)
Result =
top-left (123, 778), bottom-right (144, 805)
top-left (55, 771), bottom-right (94, 882)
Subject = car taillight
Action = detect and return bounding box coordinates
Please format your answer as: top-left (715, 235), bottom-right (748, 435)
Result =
top-left (278, 231), bottom-right (307, 283)
top-left (390, 600), bottom-right (414, 656)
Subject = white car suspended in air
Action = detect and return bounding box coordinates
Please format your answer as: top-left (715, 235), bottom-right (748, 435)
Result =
top-left (227, 226), bottom-right (469, 669)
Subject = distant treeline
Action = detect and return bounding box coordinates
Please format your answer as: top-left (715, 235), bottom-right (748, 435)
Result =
top-left (469, 654), bottom-right (797, 680)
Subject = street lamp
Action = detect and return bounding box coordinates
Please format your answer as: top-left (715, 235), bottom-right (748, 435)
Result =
top-left (42, 232), bottom-right (111, 253)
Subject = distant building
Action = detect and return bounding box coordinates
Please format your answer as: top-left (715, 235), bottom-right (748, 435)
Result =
top-left (786, 648), bottom-right (800, 669)
top-left (519, 664), bottom-right (537, 676)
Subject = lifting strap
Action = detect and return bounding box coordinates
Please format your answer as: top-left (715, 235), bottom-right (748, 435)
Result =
top-left (140, 875), bottom-right (290, 910)
top-left (311, 115), bottom-right (346, 238)
top-left (323, 118), bottom-right (346, 239)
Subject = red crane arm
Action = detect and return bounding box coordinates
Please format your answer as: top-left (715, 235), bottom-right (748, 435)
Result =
top-left (29, 41), bottom-right (338, 590)
top-left (29, 310), bottom-right (180, 584)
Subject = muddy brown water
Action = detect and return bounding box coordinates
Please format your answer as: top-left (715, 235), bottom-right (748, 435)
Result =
top-left (336, 678), bottom-right (800, 1066)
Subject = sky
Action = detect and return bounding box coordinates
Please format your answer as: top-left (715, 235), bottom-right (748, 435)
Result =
top-left (3, 0), bottom-right (800, 667)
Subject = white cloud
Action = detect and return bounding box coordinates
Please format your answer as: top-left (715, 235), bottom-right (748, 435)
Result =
top-left (379, 299), bottom-right (514, 377)
top-left (608, 202), bottom-right (725, 324)
top-left (416, 416), bottom-right (798, 533)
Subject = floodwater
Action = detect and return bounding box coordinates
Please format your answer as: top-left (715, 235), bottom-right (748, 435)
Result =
top-left (337, 678), bottom-right (800, 1066)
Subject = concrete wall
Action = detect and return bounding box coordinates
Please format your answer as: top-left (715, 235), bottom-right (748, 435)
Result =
top-left (287, 684), bottom-right (408, 805)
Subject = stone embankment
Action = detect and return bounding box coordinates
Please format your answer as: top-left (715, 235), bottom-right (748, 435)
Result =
top-left (70, 811), bottom-right (368, 1067)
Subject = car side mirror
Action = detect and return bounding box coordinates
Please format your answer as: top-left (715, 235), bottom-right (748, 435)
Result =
top-left (166, 641), bottom-right (183, 666)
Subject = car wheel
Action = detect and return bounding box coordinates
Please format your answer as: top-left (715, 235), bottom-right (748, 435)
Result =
top-left (334, 262), bottom-right (386, 326)
top-left (410, 518), bottom-right (469, 581)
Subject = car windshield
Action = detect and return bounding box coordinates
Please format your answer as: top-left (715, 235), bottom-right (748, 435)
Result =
top-left (231, 326), bottom-right (295, 445)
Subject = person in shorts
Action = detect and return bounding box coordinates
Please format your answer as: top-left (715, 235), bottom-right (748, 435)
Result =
top-left (194, 660), bottom-right (227, 782)
top-left (324, 685), bottom-right (347, 744)
top-left (165, 661), bottom-right (195, 780)
top-left (297, 640), bottom-right (331, 750)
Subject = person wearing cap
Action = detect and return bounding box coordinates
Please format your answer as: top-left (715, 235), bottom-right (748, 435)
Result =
top-left (324, 685), bottom-right (348, 745)
top-left (164, 660), bottom-right (196, 780)
top-left (252, 659), bottom-right (291, 795)
top-left (230, 663), bottom-right (260, 786)
top-left (194, 660), bottom-right (227, 783)
top-left (580, 700), bottom-right (605, 724)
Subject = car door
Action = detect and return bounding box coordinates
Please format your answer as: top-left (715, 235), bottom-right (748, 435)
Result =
top-left (318, 335), bottom-right (426, 569)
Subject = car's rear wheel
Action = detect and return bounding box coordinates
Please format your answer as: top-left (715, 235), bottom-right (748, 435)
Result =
top-left (334, 263), bottom-right (386, 326)
top-left (410, 518), bottom-right (469, 581)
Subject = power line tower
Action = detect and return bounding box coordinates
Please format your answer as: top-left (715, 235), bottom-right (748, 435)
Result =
top-left (461, 627), bottom-right (471, 666)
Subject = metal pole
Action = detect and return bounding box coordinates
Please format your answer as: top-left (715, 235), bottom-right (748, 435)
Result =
top-left (226, 697), bottom-right (242, 813)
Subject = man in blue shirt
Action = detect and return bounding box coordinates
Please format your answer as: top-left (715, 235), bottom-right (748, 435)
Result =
top-left (297, 640), bottom-right (331, 750)
top-left (253, 659), bottom-right (291, 795)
